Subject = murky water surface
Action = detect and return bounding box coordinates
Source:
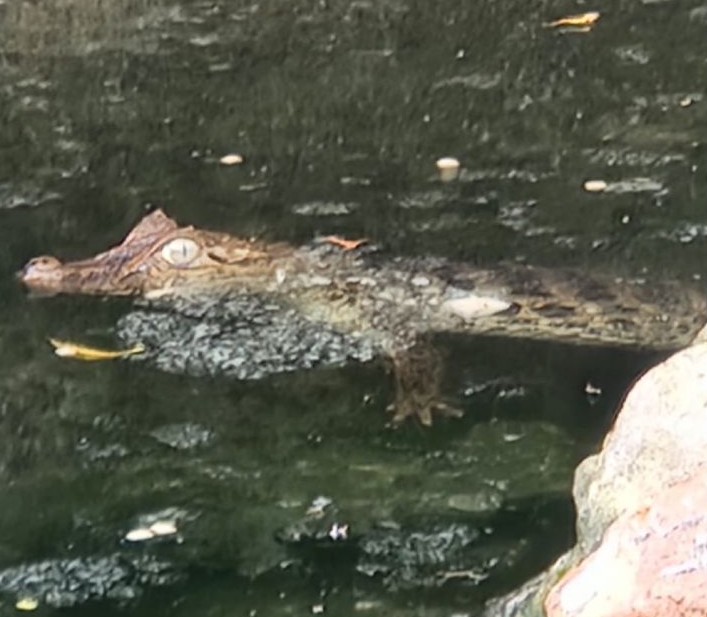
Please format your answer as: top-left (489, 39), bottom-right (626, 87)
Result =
top-left (1, 0), bottom-right (706, 615)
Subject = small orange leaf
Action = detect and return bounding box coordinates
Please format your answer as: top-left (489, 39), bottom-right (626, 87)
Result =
top-left (48, 338), bottom-right (145, 361)
top-left (546, 11), bottom-right (600, 28)
top-left (323, 236), bottom-right (369, 251)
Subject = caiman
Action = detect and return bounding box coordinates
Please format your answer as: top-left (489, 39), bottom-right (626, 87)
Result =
top-left (19, 209), bottom-right (707, 424)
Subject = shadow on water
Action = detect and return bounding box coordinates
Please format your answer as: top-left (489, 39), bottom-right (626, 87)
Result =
top-left (0, 0), bottom-right (706, 614)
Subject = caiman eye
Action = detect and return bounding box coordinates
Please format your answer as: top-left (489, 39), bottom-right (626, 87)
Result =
top-left (160, 237), bottom-right (200, 266)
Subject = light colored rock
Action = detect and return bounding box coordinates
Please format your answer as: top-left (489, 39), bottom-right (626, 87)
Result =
top-left (572, 342), bottom-right (707, 549)
top-left (546, 466), bottom-right (707, 617)
top-left (545, 342), bottom-right (707, 616)
top-left (483, 340), bottom-right (707, 617)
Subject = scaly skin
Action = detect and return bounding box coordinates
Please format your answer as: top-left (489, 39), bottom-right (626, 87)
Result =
top-left (19, 209), bottom-right (707, 424)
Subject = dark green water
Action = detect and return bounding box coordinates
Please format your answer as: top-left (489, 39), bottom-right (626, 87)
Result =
top-left (0, 0), bottom-right (706, 615)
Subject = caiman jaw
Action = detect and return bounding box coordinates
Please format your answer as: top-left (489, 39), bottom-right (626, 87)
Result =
top-left (18, 254), bottom-right (141, 297)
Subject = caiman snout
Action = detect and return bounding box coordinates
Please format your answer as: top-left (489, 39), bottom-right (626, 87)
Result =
top-left (18, 209), bottom-right (298, 298)
top-left (18, 255), bottom-right (65, 295)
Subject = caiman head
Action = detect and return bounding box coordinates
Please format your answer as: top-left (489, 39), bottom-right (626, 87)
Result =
top-left (19, 209), bottom-right (295, 297)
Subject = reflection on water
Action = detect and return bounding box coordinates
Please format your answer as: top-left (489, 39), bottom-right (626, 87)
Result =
top-left (0, 0), bottom-right (706, 614)
top-left (2, 0), bottom-right (160, 55)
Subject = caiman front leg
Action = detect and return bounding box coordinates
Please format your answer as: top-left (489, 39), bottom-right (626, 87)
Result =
top-left (387, 338), bottom-right (463, 426)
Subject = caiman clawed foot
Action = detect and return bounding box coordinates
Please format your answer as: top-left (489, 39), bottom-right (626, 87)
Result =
top-left (387, 341), bottom-right (463, 426)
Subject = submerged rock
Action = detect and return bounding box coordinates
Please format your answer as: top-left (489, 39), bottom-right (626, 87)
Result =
top-left (0, 554), bottom-right (183, 607)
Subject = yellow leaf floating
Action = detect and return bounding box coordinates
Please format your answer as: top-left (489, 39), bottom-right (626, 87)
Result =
top-left (15, 598), bottom-right (39, 611)
top-left (546, 11), bottom-right (600, 28)
top-left (48, 338), bottom-right (145, 361)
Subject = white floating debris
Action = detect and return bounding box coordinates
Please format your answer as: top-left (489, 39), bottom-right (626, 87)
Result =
top-left (124, 527), bottom-right (155, 542)
top-left (436, 157), bottom-right (461, 182)
top-left (442, 294), bottom-right (512, 320)
top-left (585, 381), bottom-right (602, 405)
top-left (149, 520), bottom-right (178, 537)
top-left (585, 382), bottom-right (602, 396)
top-left (312, 604), bottom-right (325, 614)
top-left (219, 153), bottom-right (244, 166)
top-left (583, 179), bottom-right (608, 193)
top-left (328, 523), bottom-right (349, 541)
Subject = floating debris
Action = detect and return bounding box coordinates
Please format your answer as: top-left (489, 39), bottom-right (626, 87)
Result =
top-left (585, 382), bottom-right (602, 396)
top-left (15, 598), bottom-right (39, 611)
top-left (125, 519), bottom-right (184, 542)
top-left (546, 11), bottom-right (600, 29)
top-left (219, 153), bottom-right (244, 166)
top-left (149, 520), bottom-right (178, 537)
top-left (583, 179), bottom-right (608, 193)
top-left (49, 339), bottom-right (145, 361)
top-left (124, 528), bottom-right (155, 542)
top-left (436, 157), bottom-right (461, 182)
top-left (328, 523), bottom-right (349, 541)
top-left (585, 381), bottom-right (603, 405)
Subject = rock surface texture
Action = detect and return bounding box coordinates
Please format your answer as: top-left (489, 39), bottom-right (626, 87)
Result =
top-left (545, 336), bottom-right (707, 617)
top-left (546, 467), bottom-right (707, 617)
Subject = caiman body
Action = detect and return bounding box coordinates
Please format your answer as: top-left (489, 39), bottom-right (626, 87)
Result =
top-left (20, 209), bottom-right (707, 423)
